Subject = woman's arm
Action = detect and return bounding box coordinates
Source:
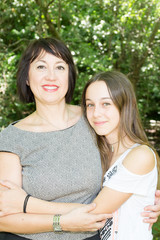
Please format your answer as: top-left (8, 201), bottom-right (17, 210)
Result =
top-left (0, 204), bottom-right (108, 233)
top-left (142, 189), bottom-right (160, 222)
top-left (0, 152), bottom-right (52, 233)
top-left (0, 146), bottom-right (159, 224)
top-left (1, 179), bottom-right (160, 220)
top-left (141, 189), bottom-right (160, 229)
top-left (0, 152), bottom-right (87, 216)
top-left (0, 152), bottom-right (108, 233)
top-left (0, 180), bottom-right (82, 216)
top-left (0, 212), bottom-right (53, 233)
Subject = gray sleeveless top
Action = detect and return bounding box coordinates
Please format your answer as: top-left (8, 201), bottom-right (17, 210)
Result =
top-left (0, 117), bottom-right (102, 240)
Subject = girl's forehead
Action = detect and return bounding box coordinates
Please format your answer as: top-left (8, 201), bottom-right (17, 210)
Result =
top-left (87, 81), bottom-right (109, 93)
top-left (86, 81), bottom-right (111, 99)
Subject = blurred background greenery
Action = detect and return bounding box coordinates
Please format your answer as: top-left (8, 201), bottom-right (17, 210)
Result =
top-left (0, 0), bottom-right (160, 238)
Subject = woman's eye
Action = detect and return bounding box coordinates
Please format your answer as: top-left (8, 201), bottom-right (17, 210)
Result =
top-left (57, 66), bottom-right (65, 70)
top-left (37, 65), bottom-right (46, 70)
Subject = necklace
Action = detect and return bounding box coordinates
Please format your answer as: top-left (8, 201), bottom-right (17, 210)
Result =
top-left (108, 135), bottom-right (127, 153)
top-left (35, 107), bottom-right (70, 131)
top-left (108, 140), bottom-right (119, 153)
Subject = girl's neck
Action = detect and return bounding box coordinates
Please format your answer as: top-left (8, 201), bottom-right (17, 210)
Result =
top-left (109, 137), bottom-right (135, 167)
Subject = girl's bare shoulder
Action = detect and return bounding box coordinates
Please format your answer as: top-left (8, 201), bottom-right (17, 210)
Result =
top-left (123, 145), bottom-right (155, 175)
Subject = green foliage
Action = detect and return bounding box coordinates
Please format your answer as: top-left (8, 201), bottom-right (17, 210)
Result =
top-left (0, 0), bottom-right (160, 131)
top-left (153, 218), bottom-right (160, 240)
top-left (0, 0), bottom-right (160, 236)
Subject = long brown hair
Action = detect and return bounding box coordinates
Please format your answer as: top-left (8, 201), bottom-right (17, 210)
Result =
top-left (82, 71), bottom-right (159, 179)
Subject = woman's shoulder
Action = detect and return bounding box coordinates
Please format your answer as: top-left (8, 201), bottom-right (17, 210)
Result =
top-left (68, 105), bottom-right (82, 125)
top-left (122, 144), bottom-right (156, 175)
top-left (69, 105), bottom-right (82, 117)
top-left (13, 113), bottom-right (37, 131)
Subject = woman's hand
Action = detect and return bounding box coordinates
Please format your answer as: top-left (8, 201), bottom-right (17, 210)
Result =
top-left (60, 203), bottom-right (112, 232)
top-left (141, 189), bottom-right (160, 229)
top-left (0, 180), bottom-right (26, 216)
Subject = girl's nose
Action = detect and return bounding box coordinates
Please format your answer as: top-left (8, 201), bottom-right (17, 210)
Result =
top-left (93, 106), bottom-right (101, 117)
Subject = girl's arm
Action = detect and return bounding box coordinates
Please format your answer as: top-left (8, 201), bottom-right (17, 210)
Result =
top-left (1, 180), bottom-right (160, 220)
top-left (0, 146), bottom-right (159, 223)
top-left (91, 145), bottom-right (156, 214)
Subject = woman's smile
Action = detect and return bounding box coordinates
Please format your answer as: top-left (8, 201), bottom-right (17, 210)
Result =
top-left (42, 84), bottom-right (59, 92)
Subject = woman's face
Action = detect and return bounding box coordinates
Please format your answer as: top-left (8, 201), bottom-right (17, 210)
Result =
top-left (85, 81), bottom-right (120, 142)
top-left (28, 51), bottom-right (69, 105)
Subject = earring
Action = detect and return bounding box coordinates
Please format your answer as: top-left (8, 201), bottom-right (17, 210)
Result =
top-left (26, 79), bottom-right (29, 86)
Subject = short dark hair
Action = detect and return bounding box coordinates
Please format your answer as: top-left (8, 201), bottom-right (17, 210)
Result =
top-left (17, 38), bottom-right (77, 103)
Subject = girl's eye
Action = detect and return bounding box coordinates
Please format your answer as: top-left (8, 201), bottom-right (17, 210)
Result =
top-left (103, 102), bottom-right (110, 107)
top-left (86, 103), bottom-right (94, 108)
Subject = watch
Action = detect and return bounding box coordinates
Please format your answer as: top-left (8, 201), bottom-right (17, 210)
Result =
top-left (53, 214), bottom-right (63, 232)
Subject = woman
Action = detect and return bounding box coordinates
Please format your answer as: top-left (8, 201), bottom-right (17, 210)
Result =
top-left (0, 39), bottom-right (159, 240)
top-left (0, 37), bottom-right (108, 240)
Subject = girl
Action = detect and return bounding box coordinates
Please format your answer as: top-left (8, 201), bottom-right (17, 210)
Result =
top-left (81, 71), bottom-right (159, 239)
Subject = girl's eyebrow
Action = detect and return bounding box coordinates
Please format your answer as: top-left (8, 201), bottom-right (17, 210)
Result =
top-left (86, 97), bottom-right (111, 101)
top-left (101, 97), bottom-right (111, 100)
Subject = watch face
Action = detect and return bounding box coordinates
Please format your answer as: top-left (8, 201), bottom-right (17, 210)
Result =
top-left (54, 226), bottom-right (62, 232)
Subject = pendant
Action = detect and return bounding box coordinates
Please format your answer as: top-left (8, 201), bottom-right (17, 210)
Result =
top-left (111, 145), bottom-right (114, 152)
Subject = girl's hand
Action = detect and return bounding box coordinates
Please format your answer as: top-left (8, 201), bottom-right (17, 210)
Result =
top-left (0, 180), bottom-right (26, 216)
top-left (141, 190), bottom-right (160, 229)
top-left (60, 203), bottom-right (112, 232)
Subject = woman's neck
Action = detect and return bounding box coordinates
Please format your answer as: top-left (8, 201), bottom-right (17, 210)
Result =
top-left (14, 103), bottom-right (81, 132)
top-left (34, 102), bottom-right (70, 131)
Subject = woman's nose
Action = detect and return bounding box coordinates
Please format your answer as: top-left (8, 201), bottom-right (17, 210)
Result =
top-left (46, 69), bottom-right (56, 81)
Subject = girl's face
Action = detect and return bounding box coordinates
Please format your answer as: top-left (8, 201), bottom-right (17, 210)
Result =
top-left (85, 81), bottom-right (120, 143)
top-left (28, 51), bottom-right (69, 105)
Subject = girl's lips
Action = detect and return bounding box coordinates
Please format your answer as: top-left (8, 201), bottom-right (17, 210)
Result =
top-left (94, 121), bottom-right (107, 126)
top-left (42, 85), bottom-right (59, 92)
